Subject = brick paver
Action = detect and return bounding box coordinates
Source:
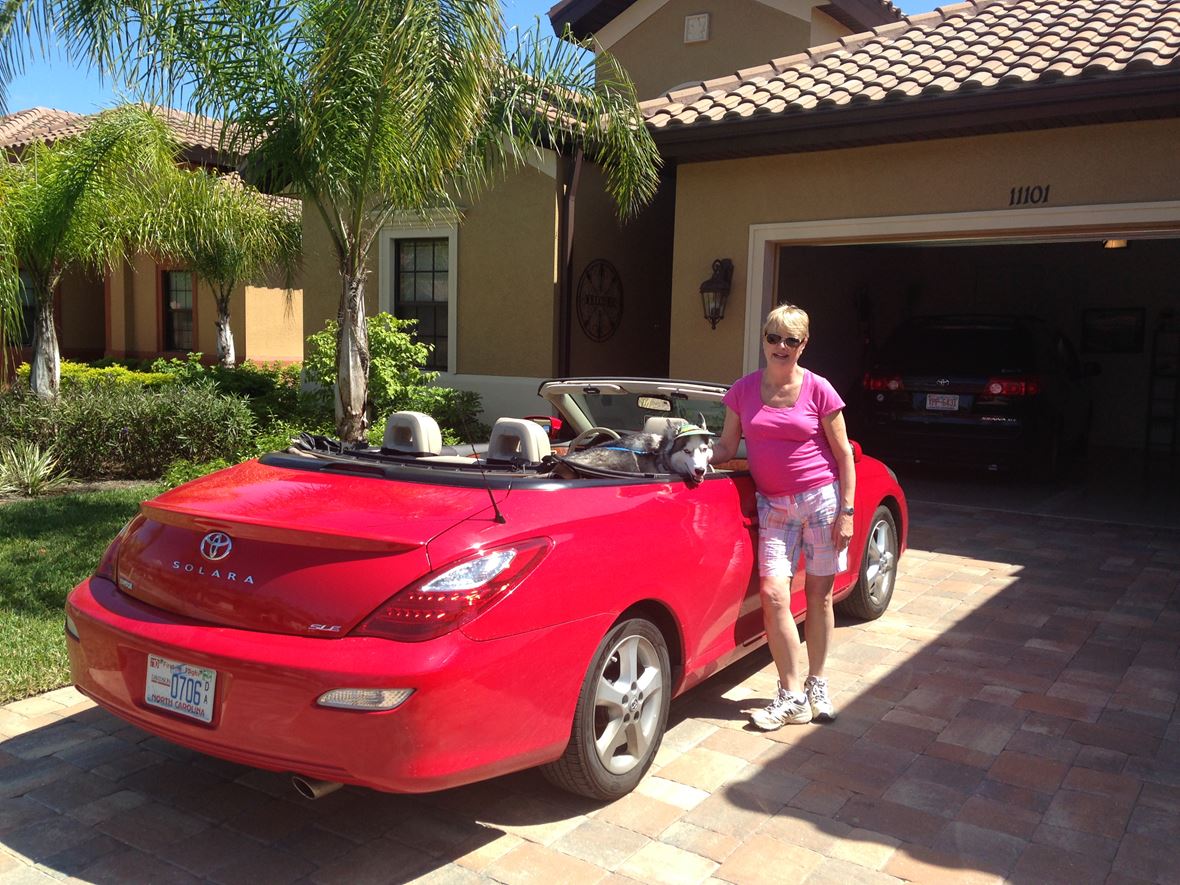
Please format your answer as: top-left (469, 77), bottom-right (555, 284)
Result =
top-left (1, 501), bottom-right (1177, 883)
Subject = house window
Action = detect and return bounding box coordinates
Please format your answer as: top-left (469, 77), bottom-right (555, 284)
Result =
top-left (18, 272), bottom-right (36, 348)
top-left (394, 238), bottom-right (448, 371)
top-left (162, 270), bottom-right (194, 352)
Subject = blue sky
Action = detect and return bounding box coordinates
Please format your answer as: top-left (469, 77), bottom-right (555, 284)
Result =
top-left (5, 0), bottom-right (944, 114)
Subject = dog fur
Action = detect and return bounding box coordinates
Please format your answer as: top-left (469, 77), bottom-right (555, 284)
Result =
top-left (555, 425), bottom-right (713, 483)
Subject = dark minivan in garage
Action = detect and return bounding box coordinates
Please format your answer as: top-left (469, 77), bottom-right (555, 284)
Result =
top-left (857, 315), bottom-right (1095, 473)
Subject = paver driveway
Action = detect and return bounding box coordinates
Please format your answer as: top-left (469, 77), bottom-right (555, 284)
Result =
top-left (1, 500), bottom-right (1177, 884)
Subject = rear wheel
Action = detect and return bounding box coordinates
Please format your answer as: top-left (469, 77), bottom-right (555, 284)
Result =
top-left (837, 506), bottom-right (898, 621)
top-left (541, 618), bottom-right (670, 800)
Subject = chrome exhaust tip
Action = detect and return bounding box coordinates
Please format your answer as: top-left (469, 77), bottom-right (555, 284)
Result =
top-left (291, 775), bottom-right (343, 800)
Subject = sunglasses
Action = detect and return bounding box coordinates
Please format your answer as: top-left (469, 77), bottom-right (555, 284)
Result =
top-left (764, 332), bottom-right (804, 348)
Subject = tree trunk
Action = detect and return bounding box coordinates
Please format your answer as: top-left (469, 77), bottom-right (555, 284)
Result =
top-left (215, 292), bottom-right (235, 368)
top-left (335, 269), bottom-right (370, 442)
top-left (29, 296), bottom-right (60, 399)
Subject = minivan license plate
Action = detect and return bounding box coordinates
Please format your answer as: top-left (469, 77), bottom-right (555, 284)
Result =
top-left (926, 393), bottom-right (959, 411)
top-left (145, 654), bottom-right (216, 723)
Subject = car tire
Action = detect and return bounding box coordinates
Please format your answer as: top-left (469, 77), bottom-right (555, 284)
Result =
top-left (541, 618), bottom-right (671, 801)
top-left (836, 505), bottom-right (898, 621)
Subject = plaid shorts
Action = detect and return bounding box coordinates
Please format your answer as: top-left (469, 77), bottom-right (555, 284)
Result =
top-left (756, 480), bottom-right (849, 578)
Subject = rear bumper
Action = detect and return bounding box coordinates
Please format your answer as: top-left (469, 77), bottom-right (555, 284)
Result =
top-left (858, 417), bottom-right (1046, 468)
top-left (66, 576), bottom-right (607, 793)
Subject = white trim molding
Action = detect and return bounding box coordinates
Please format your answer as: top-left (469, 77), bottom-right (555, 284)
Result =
top-left (742, 200), bottom-right (1180, 374)
top-left (379, 223), bottom-right (460, 375)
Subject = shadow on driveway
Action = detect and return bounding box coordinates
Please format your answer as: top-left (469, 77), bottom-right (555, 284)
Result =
top-left (0, 501), bottom-right (1177, 883)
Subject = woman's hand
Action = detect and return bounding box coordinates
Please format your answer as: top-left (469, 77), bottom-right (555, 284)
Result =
top-left (833, 513), bottom-right (853, 550)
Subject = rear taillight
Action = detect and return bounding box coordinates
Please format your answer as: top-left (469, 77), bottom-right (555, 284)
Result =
top-left (984, 376), bottom-right (1040, 396)
top-left (354, 538), bottom-right (552, 641)
top-left (863, 373), bottom-right (904, 392)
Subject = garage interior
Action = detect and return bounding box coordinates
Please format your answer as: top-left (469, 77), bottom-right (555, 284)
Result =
top-left (777, 238), bottom-right (1180, 529)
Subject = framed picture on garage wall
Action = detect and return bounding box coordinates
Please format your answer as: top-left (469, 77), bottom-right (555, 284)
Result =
top-left (1081, 308), bottom-right (1146, 354)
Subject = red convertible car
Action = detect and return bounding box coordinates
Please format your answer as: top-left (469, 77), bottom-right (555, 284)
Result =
top-left (66, 379), bottom-right (907, 800)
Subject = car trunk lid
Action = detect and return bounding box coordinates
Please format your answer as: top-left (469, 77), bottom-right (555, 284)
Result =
top-left (115, 459), bottom-right (501, 636)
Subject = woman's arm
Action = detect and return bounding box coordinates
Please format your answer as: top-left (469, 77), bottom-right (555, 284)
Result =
top-left (821, 409), bottom-right (856, 549)
top-left (710, 407), bottom-right (743, 466)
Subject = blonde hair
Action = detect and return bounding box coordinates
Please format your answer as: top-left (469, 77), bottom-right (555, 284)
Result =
top-left (764, 303), bottom-right (810, 340)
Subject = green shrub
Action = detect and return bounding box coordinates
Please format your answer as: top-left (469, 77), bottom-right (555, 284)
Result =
top-left (0, 386), bottom-right (59, 452)
top-left (149, 353), bottom-right (208, 385)
top-left (161, 457), bottom-right (233, 490)
top-left (304, 313), bottom-right (488, 441)
top-left (0, 382), bottom-right (255, 479)
top-left (151, 353), bottom-right (303, 424)
top-left (59, 382), bottom-right (255, 478)
top-left (250, 420), bottom-right (333, 456)
top-left (0, 440), bottom-right (71, 496)
top-left (15, 360), bottom-right (174, 390)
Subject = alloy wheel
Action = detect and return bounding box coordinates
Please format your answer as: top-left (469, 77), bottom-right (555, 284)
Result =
top-left (593, 633), bottom-right (664, 774)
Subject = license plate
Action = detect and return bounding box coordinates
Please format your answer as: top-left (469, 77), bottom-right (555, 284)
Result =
top-left (145, 654), bottom-right (216, 723)
top-left (926, 393), bottom-right (959, 411)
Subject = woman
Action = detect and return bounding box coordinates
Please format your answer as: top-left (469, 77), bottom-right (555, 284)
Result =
top-left (711, 304), bottom-right (855, 729)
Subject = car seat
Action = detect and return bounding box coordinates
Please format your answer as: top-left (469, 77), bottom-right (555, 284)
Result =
top-left (486, 418), bottom-right (552, 464)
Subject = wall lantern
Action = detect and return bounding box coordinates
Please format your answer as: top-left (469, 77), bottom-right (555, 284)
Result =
top-left (699, 259), bottom-right (734, 330)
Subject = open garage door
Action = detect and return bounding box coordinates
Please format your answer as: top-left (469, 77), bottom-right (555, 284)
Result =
top-left (774, 238), bottom-right (1178, 459)
top-left (742, 206), bottom-right (1180, 524)
top-left (742, 203), bottom-right (1180, 455)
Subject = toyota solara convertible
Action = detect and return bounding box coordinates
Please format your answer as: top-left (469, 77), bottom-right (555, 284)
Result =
top-left (66, 378), bottom-right (907, 801)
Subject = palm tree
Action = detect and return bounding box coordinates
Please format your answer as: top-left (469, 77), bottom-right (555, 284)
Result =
top-left (0, 103), bottom-right (181, 397)
top-left (54, 0), bottom-right (661, 440)
top-left (148, 170), bottom-right (301, 367)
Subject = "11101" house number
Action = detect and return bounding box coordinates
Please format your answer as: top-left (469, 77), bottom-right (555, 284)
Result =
top-left (1008, 184), bottom-right (1052, 207)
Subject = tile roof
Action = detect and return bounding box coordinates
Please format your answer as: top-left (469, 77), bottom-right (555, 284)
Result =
top-left (0, 105), bottom-right (226, 155)
top-left (641, 0), bottom-right (1180, 132)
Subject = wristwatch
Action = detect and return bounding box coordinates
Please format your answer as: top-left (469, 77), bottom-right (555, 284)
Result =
top-left (840, 506), bottom-right (855, 516)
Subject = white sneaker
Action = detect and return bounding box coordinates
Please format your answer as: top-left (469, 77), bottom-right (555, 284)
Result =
top-left (750, 682), bottom-right (812, 730)
top-left (805, 675), bottom-right (836, 721)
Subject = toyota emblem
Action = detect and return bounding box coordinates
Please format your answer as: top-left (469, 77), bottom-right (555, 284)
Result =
top-left (199, 532), bottom-right (233, 561)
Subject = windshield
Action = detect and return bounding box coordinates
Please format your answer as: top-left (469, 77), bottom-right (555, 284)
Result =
top-left (568, 391), bottom-right (728, 434)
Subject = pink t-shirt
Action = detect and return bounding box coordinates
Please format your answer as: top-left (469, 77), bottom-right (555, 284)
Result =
top-left (723, 369), bottom-right (845, 497)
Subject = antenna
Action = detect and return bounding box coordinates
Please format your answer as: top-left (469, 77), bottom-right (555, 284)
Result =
top-left (460, 412), bottom-right (506, 524)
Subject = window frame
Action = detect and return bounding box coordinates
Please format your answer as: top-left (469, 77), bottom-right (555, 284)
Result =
top-left (379, 222), bottom-right (458, 375)
top-left (157, 266), bottom-right (198, 354)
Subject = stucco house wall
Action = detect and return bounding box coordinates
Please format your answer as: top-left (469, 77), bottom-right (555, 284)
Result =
top-left (603, 0), bottom-right (820, 98)
top-left (300, 156), bottom-right (560, 415)
top-left (566, 162), bottom-right (677, 378)
top-left (56, 267), bottom-right (105, 359)
top-left (668, 118), bottom-right (1180, 384)
top-left (454, 162), bottom-right (561, 378)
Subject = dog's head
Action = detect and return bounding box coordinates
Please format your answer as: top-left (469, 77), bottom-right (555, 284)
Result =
top-left (667, 424), bottom-right (714, 484)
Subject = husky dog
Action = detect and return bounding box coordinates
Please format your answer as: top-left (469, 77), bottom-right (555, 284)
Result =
top-left (557, 422), bottom-right (714, 484)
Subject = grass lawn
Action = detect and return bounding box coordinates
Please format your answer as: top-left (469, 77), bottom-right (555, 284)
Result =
top-left (0, 484), bottom-right (156, 704)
